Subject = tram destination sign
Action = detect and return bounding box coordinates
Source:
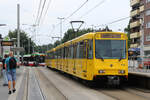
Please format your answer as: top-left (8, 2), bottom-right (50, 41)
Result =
top-left (1, 41), bottom-right (14, 46)
top-left (101, 34), bottom-right (121, 38)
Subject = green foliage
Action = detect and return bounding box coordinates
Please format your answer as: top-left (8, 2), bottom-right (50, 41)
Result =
top-left (35, 28), bottom-right (93, 53)
top-left (124, 24), bottom-right (131, 48)
top-left (35, 44), bottom-right (53, 53)
top-left (61, 28), bottom-right (93, 43)
top-left (35, 27), bottom-right (113, 53)
top-left (8, 29), bottom-right (35, 54)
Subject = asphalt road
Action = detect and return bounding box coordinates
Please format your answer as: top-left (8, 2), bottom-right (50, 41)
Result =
top-left (1, 66), bottom-right (150, 100)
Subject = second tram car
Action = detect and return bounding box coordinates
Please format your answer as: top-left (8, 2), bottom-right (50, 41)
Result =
top-left (46, 32), bottom-right (128, 85)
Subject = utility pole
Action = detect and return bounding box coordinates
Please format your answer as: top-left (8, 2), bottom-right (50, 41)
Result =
top-left (17, 4), bottom-right (20, 61)
top-left (57, 17), bottom-right (64, 39)
top-left (28, 38), bottom-right (31, 54)
top-left (140, 17), bottom-right (144, 68)
top-left (0, 24), bottom-right (6, 57)
top-left (33, 25), bottom-right (37, 53)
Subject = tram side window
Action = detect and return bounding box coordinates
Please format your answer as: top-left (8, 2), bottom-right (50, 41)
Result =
top-left (54, 51), bottom-right (57, 59)
top-left (79, 41), bottom-right (84, 58)
top-left (87, 40), bottom-right (93, 59)
top-left (61, 48), bottom-right (64, 59)
top-left (51, 52), bottom-right (54, 59)
top-left (58, 49), bottom-right (61, 59)
top-left (83, 41), bottom-right (87, 58)
top-left (60, 48), bottom-right (63, 59)
top-left (76, 43), bottom-right (80, 58)
top-left (65, 47), bottom-right (68, 58)
top-left (52, 52), bottom-right (54, 59)
top-left (73, 44), bottom-right (77, 59)
top-left (68, 46), bottom-right (71, 58)
top-left (70, 45), bottom-right (74, 59)
top-left (63, 47), bottom-right (65, 59)
top-left (55, 51), bottom-right (57, 59)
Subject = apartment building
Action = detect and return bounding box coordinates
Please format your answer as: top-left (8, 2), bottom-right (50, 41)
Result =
top-left (130, 0), bottom-right (150, 55)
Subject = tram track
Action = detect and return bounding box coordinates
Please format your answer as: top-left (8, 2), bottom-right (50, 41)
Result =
top-left (34, 67), bottom-right (68, 100)
top-left (27, 67), bottom-right (46, 100)
top-left (24, 67), bottom-right (150, 100)
top-left (97, 87), bottom-right (150, 100)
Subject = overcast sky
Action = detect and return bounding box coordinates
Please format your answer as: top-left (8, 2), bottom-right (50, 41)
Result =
top-left (0, 0), bottom-right (130, 45)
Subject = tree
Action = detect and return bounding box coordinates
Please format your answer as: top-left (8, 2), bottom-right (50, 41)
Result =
top-left (8, 29), bottom-right (35, 54)
top-left (35, 27), bottom-right (113, 53)
top-left (124, 24), bottom-right (131, 48)
top-left (61, 28), bottom-right (93, 43)
top-left (35, 44), bottom-right (53, 53)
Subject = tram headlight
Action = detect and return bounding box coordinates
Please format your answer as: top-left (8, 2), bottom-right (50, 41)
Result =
top-left (98, 70), bottom-right (105, 73)
top-left (118, 70), bottom-right (125, 74)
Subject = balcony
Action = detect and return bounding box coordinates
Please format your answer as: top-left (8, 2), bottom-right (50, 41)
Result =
top-left (130, 32), bottom-right (141, 39)
top-left (140, 5), bottom-right (144, 12)
top-left (130, 0), bottom-right (140, 6)
top-left (130, 9), bottom-right (140, 17)
top-left (130, 20), bottom-right (140, 28)
top-left (130, 43), bottom-right (139, 48)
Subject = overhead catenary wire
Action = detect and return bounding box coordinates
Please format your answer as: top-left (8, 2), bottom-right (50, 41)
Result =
top-left (50, 0), bottom-right (89, 38)
top-left (108, 16), bottom-right (130, 25)
top-left (79, 0), bottom-right (106, 19)
top-left (54, 0), bottom-right (88, 27)
top-left (40, 0), bottom-right (52, 25)
top-left (95, 16), bottom-right (130, 27)
top-left (65, 0), bottom-right (88, 20)
top-left (35, 0), bottom-right (43, 25)
top-left (37, 0), bottom-right (47, 25)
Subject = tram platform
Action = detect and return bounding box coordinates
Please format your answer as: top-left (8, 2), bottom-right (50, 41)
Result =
top-left (128, 68), bottom-right (150, 89)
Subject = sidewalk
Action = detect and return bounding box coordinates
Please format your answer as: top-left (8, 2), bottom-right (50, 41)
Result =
top-left (0, 76), bottom-right (9, 100)
top-left (0, 66), bottom-right (25, 100)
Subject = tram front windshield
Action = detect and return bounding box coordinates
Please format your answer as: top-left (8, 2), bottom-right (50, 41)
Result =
top-left (95, 40), bottom-right (126, 59)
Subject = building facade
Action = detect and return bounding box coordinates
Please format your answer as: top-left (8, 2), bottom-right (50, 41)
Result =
top-left (130, 0), bottom-right (150, 55)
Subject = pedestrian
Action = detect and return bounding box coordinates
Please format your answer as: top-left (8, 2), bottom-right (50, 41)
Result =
top-left (2, 54), bottom-right (8, 86)
top-left (5, 51), bottom-right (17, 94)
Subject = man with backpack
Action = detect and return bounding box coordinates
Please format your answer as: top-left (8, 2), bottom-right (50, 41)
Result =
top-left (5, 51), bottom-right (17, 94)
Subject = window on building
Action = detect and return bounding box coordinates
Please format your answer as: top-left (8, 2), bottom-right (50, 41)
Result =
top-left (146, 10), bottom-right (150, 16)
top-left (146, 35), bottom-right (150, 41)
top-left (146, 22), bottom-right (150, 28)
top-left (146, 0), bottom-right (150, 3)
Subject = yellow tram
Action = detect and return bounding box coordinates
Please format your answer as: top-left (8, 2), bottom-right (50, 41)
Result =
top-left (46, 32), bottom-right (128, 84)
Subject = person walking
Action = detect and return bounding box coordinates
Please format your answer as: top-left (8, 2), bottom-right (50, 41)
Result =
top-left (2, 54), bottom-right (8, 86)
top-left (5, 51), bottom-right (17, 94)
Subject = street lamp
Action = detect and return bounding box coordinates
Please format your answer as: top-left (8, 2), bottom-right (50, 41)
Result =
top-left (0, 24), bottom-right (6, 26)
